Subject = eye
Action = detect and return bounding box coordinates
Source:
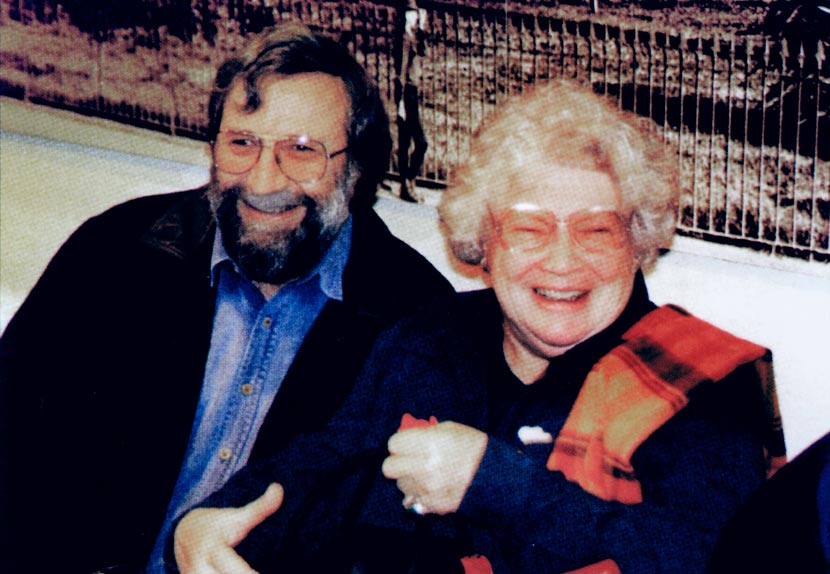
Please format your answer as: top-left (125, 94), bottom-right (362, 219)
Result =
top-left (225, 134), bottom-right (260, 151)
top-left (572, 212), bottom-right (627, 250)
top-left (501, 218), bottom-right (550, 249)
top-left (584, 224), bottom-right (614, 234)
top-left (290, 142), bottom-right (317, 154)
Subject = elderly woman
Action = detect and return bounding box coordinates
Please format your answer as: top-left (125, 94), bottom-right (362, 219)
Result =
top-left (171, 80), bottom-right (784, 574)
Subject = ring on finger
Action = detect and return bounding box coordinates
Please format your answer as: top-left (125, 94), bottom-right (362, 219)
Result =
top-left (402, 495), bottom-right (425, 515)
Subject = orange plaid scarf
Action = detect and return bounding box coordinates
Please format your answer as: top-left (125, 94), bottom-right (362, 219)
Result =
top-left (547, 304), bottom-right (786, 505)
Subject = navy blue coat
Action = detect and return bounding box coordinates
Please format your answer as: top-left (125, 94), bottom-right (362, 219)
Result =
top-left (184, 281), bottom-right (771, 574)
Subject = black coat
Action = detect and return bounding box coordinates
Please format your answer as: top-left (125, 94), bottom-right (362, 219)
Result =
top-left (707, 431), bottom-right (830, 574)
top-left (0, 188), bottom-right (452, 574)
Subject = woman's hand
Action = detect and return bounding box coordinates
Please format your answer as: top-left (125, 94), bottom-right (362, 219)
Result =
top-left (382, 421), bottom-right (487, 515)
top-left (173, 482), bottom-right (284, 574)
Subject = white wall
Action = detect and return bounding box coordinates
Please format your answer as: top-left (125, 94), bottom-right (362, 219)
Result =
top-left (2, 97), bottom-right (828, 457)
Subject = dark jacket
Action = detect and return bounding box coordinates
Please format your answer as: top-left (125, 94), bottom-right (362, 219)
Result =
top-left (707, 431), bottom-right (830, 574)
top-left (188, 283), bottom-right (772, 574)
top-left (0, 188), bottom-right (452, 574)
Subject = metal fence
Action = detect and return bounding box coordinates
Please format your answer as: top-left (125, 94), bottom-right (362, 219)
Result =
top-left (384, 2), bottom-right (829, 261)
top-left (1, 0), bottom-right (828, 260)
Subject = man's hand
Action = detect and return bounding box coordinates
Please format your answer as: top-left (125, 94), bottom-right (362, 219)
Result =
top-left (173, 482), bottom-right (284, 574)
top-left (382, 421), bottom-right (487, 515)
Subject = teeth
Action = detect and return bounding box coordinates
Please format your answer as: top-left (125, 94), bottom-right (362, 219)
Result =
top-left (534, 288), bottom-right (584, 302)
top-left (240, 191), bottom-right (300, 214)
top-left (246, 202), bottom-right (297, 214)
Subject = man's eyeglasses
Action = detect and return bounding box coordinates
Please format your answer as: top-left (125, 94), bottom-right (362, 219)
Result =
top-left (489, 205), bottom-right (630, 255)
top-left (213, 130), bottom-right (348, 184)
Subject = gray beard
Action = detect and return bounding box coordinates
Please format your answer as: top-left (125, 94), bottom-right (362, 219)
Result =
top-left (207, 166), bottom-right (354, 285)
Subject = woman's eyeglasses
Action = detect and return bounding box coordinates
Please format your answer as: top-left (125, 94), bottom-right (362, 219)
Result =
top-left (489, 205), bottom-right (630, 254)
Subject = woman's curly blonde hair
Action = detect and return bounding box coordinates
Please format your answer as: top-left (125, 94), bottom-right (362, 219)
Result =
top-left (438, 79), bottom-right (679, 269)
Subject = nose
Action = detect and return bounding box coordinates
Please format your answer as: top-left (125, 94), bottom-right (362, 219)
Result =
top-left (538, 228), bottom-right (581, 274)
top-left (245, 145), bottom-right (292, 195)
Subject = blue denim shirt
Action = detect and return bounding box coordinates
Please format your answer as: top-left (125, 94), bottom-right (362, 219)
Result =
top-left (147, 217), bottom-right (352, 573)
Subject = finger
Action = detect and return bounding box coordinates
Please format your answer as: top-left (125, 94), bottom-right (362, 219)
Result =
top-left (230, 483), bottom-right (284, 542)
top-left (382, 453), bottom-right (419, 479)
top-left (402, 492), bottom-right (416, 508)
top-left (394, 475), bottom-right (418, 498)
top-left (174, 507), bottom-right (262, 574)
top-left (387, 428), bottom-right (427, 455)
top-left (209, 547), bottom-right (260, 574)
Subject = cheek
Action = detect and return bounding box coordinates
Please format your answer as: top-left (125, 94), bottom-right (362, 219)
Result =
top-left (487, 244), bottom-right (535, 284)
top-left (591, 252), bottom-right (636, 282)
top-left (590, 261), bottom-right (637, 318)
top-left (582, 235), bottom-right (638, 280)
top-left (213, 168), bottom-right (244, 191)
top-left (300, 172), bottom-right (344, 207)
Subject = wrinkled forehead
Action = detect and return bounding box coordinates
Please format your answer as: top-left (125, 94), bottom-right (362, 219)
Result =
top-left (490, 162), bottom-right (622, 217)
top-left (220, 73), bottom-right (350, 145)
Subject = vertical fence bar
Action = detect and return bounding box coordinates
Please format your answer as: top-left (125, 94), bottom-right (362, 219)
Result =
top-left (799, 39), bottom-right (815, 252)
top-left (441, 9), bottom-right (451, 181)
top-left (499, 7), bottom-right (508, 98)
top-left (773, 38), bottom-right (788, 248)
top-left (423, 8), bottom-right (437, 181)
top-left (677, 34), bottom-right (691, 228)
top-left (613, 26), bottom-right (623, 105)
top-left (530, 12), bottom-right (541, 85)
top-left (757, 39), bottom-right (770, 243)
top-left (722, 34), bottom-right (736, 235)
top-left (462, 8), bottom-right (474, 164)
top-left (717, 35), bottom-right (730, 234)
top-left (704, 36), bottom-right (716, 232)
top-left (709, 35), bottom-right (725, 234)
top-left (594, 22), bottom-right (607, 95)
top-left (642, 29), bottom-right (654, 124)
top-left (690, 36), bottom-right (703, 231)
top-left (792, 43), bottom-right (807, 250)
top-left (743, 39), bottom-right (760, 240)
top-left (812, 43), bottom-right (829, 255)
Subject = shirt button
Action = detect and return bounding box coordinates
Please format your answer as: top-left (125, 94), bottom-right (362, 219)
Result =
top-left (262, 317), bottom-right (272, 328)
top-left (241, 383), bottom-right (254, 396)
top-left (218, 448), bottom-right (232, 462)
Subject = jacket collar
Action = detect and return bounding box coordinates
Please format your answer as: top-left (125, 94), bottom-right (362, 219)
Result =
top-left (141, 187), bottom-right (215, 261)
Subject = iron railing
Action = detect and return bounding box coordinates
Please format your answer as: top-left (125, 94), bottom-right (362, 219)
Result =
top-left (1, 0), bottom-right (827, 260)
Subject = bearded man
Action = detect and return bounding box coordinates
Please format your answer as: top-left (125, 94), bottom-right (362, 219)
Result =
top-left (0, 22), bottom-right (451, 574)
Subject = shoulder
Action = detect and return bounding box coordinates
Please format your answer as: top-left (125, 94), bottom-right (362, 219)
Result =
top-left (87, 188), bottom-right (203, 227)
top-left (353, 290), bottom-right (500, 414)
top-left (7, 188), bottom-right (212, 324)
top-left (343, 207), bottom-right (454, 313)
top-left (63, 188), bottom-right (208, 251)
top-left (375, 289), bottom-right (502, 357)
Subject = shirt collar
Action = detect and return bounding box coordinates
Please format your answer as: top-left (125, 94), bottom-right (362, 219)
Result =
top-left (210, 215), bottom-right (352, 302)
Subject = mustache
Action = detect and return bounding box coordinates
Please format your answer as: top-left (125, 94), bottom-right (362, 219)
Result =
top-left (224, 186), bottom-right (309, 214)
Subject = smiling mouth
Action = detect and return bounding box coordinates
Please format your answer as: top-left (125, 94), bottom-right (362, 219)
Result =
top-left (533, 287), bottom-right (587, 302)
top-left (242, 200), bottom-right (301, 215)
top-left (240, 191), bottom-right (303, 214)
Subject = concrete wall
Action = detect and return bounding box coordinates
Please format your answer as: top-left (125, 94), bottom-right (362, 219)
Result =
top-left (2, 96), bottom-right (828, 457)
